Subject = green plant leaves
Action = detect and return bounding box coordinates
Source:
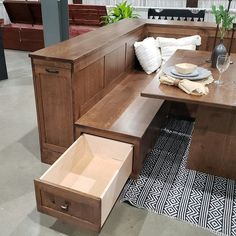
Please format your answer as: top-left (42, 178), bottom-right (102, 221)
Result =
top-left (102, 1), bottom-right (140, 25)
top-left (212, 5), bottom-right (236, 39)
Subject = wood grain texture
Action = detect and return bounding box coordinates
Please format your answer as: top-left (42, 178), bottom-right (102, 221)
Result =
top-left (186, 0), bottom-right (198, 7)
top-left (33, 64), bottom-right (74, 163)
top-left (35, 134), bottom-right (133, 231)
top-left (75, 71), bottom-right (168, 176)
top-left (34, 179), bottom-right (101, 232)
top-left (105, 45), bottom-right (126, 86)
top-left (142, 50), bottom-right (236, 110)
top-left (69, 4), bottom-right (107, 26)
top-left (31, 19), bottom-right (236, 164)
top-left (29, 19), bottom-right (236, 62)
top-left (187, 105), bottom-right (236, 180)
top-left (142, 49), bottom-right (236, 180)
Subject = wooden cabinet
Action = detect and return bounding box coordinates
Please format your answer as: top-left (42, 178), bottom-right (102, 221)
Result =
top-left (32, 60), bottom-right (74, 163)
top-left (35, 134), bottom-right (133, 232)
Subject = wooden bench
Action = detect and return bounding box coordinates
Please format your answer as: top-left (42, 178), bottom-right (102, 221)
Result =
top-left (30, 19), bottom-right (236, 168)
top-left (75, 70), bottom-right (168, 177)
top-left (31, 19), bottom-right (236, 232)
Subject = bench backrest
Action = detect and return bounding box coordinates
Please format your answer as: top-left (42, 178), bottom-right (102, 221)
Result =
top-left (68, 4), bottom-right (107, 26)
top-left (148, 8), bottom-right (205, 22)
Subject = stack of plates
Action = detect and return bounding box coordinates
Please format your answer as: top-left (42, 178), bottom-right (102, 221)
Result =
top-left (163, 66), bottom-right (211, 80)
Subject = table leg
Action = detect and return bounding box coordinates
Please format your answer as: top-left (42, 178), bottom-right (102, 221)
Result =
top-left (187, 105), bottom-right (236, 180)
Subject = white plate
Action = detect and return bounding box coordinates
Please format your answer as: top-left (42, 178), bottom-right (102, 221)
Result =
top-left (163, 66), bottom-right (212, 80)
top-left (171, 67), bottom-right (199, 77)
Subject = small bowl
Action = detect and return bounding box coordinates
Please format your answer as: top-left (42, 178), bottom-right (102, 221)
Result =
top-left (175, 63), bottom-right (197, 75)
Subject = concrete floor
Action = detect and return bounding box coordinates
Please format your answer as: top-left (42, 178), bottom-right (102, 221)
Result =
top-left (0, 50), bottom-right (215, 236)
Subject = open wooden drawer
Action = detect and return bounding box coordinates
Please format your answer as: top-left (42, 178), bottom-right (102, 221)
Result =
top-left (34, 134), bottom-right (133, 232)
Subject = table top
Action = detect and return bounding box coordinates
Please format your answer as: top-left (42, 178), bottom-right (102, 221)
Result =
top-left (141, 50), bottom-right (236, 110)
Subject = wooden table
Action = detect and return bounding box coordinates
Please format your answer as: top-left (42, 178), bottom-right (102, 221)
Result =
top-left (142, 50), bottom-right (236, 180)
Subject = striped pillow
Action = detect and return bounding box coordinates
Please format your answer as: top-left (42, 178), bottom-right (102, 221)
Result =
top-left (134, 37), bottom-right (162, 74)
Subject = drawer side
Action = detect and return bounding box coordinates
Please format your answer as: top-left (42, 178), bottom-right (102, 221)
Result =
top-left (101, 148), bottom-right (133, 226)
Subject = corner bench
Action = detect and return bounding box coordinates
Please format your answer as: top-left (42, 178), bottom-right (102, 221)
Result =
top-left (75, 70), bottom-right (167, 177)
top-left (31, 19), bottom-right (236, 232)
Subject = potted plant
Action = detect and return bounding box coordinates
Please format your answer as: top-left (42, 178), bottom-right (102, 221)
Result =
top-left (211, 5), bottom-right (236, 67)
top-left (102, 1), bottom-right (139, 25)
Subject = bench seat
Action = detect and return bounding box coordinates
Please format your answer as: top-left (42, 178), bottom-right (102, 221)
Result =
top-left (75, 70), bottom-right (168, 177)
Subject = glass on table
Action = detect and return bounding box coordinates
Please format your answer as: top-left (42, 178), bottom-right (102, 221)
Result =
top-left (214, 54), bottom-right (230, 85)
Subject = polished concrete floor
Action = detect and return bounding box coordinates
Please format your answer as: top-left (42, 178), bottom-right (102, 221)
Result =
top-left (0, 50), bottom-right (215, 236)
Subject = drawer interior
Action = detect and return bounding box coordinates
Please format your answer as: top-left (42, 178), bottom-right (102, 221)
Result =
top-left (40, 133), bottom-right (133, 199)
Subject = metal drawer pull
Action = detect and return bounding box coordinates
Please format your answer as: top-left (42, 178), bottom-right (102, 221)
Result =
top-left (45, 68), bottom-right (59, 74)
top-left (60, 203), bottom-right (69, 211)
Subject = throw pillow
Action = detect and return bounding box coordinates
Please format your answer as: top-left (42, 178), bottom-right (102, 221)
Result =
top-left (134, 37), bottom-right (162, 74)
top-left (156, 35), bottom-right (201, 63)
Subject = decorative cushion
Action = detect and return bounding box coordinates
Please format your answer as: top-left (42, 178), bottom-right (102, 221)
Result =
top-left (156, 35), bottom-right (201, 63)
top-left (134, 37), bottom-right (162, 74)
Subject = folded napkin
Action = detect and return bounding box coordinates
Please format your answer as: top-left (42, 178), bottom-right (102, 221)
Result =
top-left (160, 74), bottom-right (214, 96)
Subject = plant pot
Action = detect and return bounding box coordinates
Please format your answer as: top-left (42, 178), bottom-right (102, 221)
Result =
top-left (211, 40), bottom-right (227, 68)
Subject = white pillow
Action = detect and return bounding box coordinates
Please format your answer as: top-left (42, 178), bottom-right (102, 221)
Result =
top-left (156, 35), bottom-right (201, 63)
top-left (161, 45), bottom-right (196, 63)
top-left (134, 37), bottom-right (162, 74)
top-left (156, 35), bottom-right (201, 47)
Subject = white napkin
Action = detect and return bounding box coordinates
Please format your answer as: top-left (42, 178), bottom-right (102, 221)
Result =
top-left (160, 74), bottom-right (214, 96)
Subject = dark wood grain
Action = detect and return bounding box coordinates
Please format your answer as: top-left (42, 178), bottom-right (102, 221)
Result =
top-left (30, 19), bottom-right (236, 165)
top-left (75, 71), bottom-right (168, 177)
top-left (186, 0), bottom-right (198, 7)
top-left (187, 106), bottom-right (236, 180)
top-left (34, 179), bottom-right (101, 232)
top-left (33, 63), bottom-right (74, 163)
top-left (142, 50), bottom-right (236, 110)
top-left (142, 49), bottom-right (236, 180)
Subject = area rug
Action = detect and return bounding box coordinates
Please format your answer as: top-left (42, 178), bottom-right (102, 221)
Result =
top-left (121, 117), bottom-right (236, 236)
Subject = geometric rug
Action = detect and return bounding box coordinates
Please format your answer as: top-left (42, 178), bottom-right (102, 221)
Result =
top-left (121, 117), bottom-right (236, 236)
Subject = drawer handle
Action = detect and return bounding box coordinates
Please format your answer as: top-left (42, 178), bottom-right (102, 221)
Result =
top-left (45, 68), bottom-right (59, 74)
top-left (60, 203), bottom-right (69, 211)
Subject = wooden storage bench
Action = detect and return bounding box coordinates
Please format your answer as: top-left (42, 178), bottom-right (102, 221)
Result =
top-left (35, 134), bottom-right (133, 231)
top-left (75, 70), bottom-right (168, 177)
top-left (31, 19), bottom-right (236, 232)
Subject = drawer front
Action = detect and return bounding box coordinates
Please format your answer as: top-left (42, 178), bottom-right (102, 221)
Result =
top-left (35, 65), bottom-right (70, 77)
top-left (35, 180), bottom-right (101, 231)
top-left (34, 134), bottom-right (133, 232)
top-left (33, 59), bottom-right (72, 70)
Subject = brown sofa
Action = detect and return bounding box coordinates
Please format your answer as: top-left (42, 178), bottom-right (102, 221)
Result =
top-left (1, 0), bottom-right (107, 51)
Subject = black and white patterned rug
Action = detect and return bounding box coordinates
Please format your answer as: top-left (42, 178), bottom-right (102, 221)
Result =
top-left (121, 118), bottom-right (236, 236)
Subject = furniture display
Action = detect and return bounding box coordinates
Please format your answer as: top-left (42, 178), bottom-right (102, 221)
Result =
top-left (1, 0), bottom-right (107, 51)
top-left (142, 49), bottom-right (236, 180)
top-left (31, 19), bottom-right (236, 232)
top-left (148, 8), bottom-right (205, 21)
